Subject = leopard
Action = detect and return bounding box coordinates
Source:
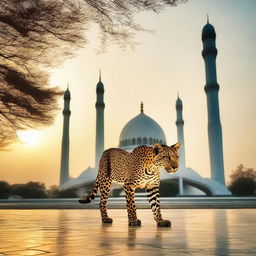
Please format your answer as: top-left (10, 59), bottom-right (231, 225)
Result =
top-left (79, 142), bottom-right (180, 227)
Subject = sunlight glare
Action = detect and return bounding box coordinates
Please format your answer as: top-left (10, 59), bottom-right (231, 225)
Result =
top-left (17, 130), bottom-right (42, 146)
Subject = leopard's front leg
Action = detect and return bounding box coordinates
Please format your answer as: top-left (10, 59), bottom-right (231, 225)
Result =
top-left (146, 186), bottom-right (171, 227)
top-left (124, 184), bottom-right (141, 226)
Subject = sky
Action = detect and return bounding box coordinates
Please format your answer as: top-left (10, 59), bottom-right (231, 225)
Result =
top-left (0, 0), bottom-right (255, 188)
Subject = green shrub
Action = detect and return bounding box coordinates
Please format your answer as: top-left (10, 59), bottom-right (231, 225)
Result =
top-left (229, 177), bottom-right (256, 196)
top-left (47, 185), bottom-right (78, 198)
top-left (11, 182), bottom-right (47, 199)
top-left (0, 181), bottom-right (11, 199)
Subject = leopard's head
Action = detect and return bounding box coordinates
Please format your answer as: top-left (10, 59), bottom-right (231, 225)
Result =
top-left (152, 143), bottom-right (180, 173)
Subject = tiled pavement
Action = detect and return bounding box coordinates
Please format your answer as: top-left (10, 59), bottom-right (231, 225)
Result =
top-left (0, 209), bottom-right (255, 255)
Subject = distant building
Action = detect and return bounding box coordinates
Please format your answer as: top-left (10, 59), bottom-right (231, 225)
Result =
top-left (60, 20), bottom-right (231, 196)
top-left (119, 102), bottom-right (167, 151)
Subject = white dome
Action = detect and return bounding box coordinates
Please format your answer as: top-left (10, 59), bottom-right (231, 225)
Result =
top-left (118, 112), bottom-right (167, 150)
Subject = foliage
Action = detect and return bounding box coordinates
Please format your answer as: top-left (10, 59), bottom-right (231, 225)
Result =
top-left (0, 180), bottom-right (11, 199)
top-left (47, 185), bottom-right (60, 198)
top-left (229, 164), bottom-right (256, 183)
top-left (0, 0), bottom-right (87, 149)
top-left (0, 0), bottom-right (186, 149)
top-left (229, 177), bottom-right (256, 196)
top-left (228, 165), bottom-right (256, 196)
top-left (48, 185), bottom-right (78, 198)
top-left (11, 181), bottom-right (48, 198)
top-left (159, 180), bottom-right (179, 197)
top-left (0, 181), bottom-right (79, 198)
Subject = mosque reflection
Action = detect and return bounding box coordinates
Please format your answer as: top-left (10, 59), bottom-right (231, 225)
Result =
top-left (214, 210), bottom-right (229, 255)
top-left (55, 209), bottom-right (230, 255)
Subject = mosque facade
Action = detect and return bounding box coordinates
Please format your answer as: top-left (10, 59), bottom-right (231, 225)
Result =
top-left (59, 20), bottom-right (231, 196)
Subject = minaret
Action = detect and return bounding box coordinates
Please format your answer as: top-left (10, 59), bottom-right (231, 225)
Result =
top-left (175, 94), bottom-right (185, 195)
top-left (202, 17), bottom-right (225, 185)
top-left (95, 70), bottom-right (105, 167)
top-left (60, 85), bottom-right (71, 186)
top-left (175, 94), bottom-right (186, 170)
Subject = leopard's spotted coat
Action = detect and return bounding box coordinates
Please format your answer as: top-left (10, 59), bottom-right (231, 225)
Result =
top-left (79, 143), bottom-right (180, 227)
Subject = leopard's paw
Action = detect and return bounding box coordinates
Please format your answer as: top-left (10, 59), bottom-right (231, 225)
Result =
top-left (102, 217), bottom-right (113, 224)
top-left (157, 220), bottom-right (171, 227)
top-left (129, 219), bottom-right (141, 226)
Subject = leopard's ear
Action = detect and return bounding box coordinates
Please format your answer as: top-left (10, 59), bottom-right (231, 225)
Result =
top-left (171, 142), bottom-right (181, 150)
top-left (153, 143), bottom-right (163, 155)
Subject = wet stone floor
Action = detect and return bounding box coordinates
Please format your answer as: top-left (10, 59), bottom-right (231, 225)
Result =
top-left (0, 209), bottom-right (255, 256)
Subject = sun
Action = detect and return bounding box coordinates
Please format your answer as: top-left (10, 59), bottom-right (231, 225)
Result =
top-left (17, 130), bottom-right (42, 146)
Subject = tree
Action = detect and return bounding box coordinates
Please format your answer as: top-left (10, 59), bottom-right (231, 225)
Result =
top-left (229, 164), bottom-right (256, 183)
top-left (48, 185), bottom-right (78, 198)
top-left (0, 0), bottom-right (186, 149)
top-left (0, 0), bottom-right (87, 149)
top-left (228, 165), bottom-right (256, 196)
top-left (229, 177), bottom-right (256, 196)
top-left (0, 180), bottom-right (11, 198)
top-left (11, 181), bottom-right (48, 198)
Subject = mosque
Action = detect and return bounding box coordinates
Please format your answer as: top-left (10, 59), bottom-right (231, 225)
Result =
top-left (59, 20), bottom-right (231, 196)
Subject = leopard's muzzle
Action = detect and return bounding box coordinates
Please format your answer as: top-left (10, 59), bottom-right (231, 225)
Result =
top-left (165, 166), bottom-right (178, 173)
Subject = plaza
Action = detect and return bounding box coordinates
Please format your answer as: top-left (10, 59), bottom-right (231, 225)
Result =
top-left (1, 208), bottom-right (255, 255)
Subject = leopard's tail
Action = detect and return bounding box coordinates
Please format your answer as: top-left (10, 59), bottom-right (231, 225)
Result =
top-left (78, 180), bottom-right (99, 204)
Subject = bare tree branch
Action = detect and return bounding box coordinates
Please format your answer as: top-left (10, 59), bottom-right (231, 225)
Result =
top-left (0, 0), bottom-right (87, 149)
top-left (0, 0), bottom-right (186, 149)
